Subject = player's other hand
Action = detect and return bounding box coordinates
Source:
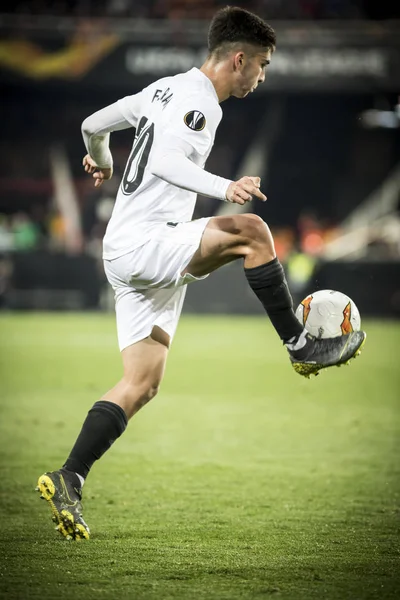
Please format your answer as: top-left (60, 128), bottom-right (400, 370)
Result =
top-left (82, 154), bottom-right (113, 188)
top-left (225, 176), bottom-right (267, 205)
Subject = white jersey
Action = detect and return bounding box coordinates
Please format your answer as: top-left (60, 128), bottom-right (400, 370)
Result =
top-left (101, 68), bottom-right (225, 260)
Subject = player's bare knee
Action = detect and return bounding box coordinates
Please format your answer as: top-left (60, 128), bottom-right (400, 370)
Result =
top-left (228, 214), bottom-right (263, 240)
top-left (121, 378), bottom-right (160, 418)
top-left (142, 382), bottom-right (160, 403)
top-left (238, 214), bottom-right (275, 253)
top-left (127, 378), bottom-right (160, 401)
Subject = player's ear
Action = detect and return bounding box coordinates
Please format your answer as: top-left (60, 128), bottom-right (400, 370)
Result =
top-left (233, 51), bottom-right (244, 71)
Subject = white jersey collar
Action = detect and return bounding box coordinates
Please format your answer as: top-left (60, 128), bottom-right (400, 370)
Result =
top-left (189, 67), bottom-right (219, 103)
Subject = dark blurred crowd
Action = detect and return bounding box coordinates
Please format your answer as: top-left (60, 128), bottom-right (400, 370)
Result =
top-left (4, 0), bottom-right (398, 20)
top-left (1, 90), bottom-right (399, 261)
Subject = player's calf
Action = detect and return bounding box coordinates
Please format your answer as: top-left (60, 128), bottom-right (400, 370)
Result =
top-left (187, 214), bottom-right (312, 357)
top-left (245, 256), bottom-right (304, 344)
top-left (186, 214), bottom-right (304, 345)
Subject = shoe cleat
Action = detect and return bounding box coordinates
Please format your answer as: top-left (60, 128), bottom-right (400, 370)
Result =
top-left (36, 469), bottom-right (89, 541)
top-left (289, 331), bottom-right (366, 378)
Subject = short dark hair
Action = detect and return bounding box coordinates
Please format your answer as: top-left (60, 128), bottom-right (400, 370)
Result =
top-left (208, 6), bottom-right (276, 55)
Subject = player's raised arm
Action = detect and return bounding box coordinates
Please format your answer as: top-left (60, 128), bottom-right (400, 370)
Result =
top-left (150, 134), bottom-right (232, 201)
top-left (151, 140), bottom-right (265, 204)
top-left (81, 92), bottom-right (143, 188)
top-left (150, 98), bottom-right (266, 204)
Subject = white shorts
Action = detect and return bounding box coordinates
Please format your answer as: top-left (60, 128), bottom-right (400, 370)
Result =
top-left (103, 218), bottom-right (211, 351)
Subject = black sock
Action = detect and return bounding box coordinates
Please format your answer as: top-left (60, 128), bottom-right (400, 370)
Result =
top-left (245, 257), bottom-right (304, 342)
top-left (63, 400), bottom-right (128, 480)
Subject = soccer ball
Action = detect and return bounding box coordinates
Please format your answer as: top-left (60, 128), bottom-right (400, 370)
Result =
top-left (295, 289), bottom-right (361, 339)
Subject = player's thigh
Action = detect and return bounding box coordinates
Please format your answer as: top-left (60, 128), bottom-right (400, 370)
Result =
top-left (121, 328), bottom-right (169, 388)
top-left (184, 214), bottom-right (274, 277)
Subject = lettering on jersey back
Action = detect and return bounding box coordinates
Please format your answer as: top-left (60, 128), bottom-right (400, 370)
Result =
top-left (121, 115), bottom-right (154, 195)
top-left (152, 87), bottom-right (174, 109)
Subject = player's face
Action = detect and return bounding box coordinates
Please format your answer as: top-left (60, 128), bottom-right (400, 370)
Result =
top-left (232, 48), bottom-right (273, 98)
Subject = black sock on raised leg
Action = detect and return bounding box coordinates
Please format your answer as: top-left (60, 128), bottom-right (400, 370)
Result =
top-left (244, 257), bottom-right (304, 344)
top-left (63, 400), bottom-right (128, 481)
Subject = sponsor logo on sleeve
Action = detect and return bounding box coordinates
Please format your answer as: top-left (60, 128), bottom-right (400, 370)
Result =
top-left (184, 110), bottom-right (206, 131)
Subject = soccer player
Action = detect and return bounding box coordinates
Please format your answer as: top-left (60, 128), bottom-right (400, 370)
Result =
top-left (37, 6), bottom-right (366, 540)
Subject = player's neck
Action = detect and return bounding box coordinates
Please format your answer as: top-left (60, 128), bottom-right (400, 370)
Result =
top-left (200, 61), bottom-right (231, 103)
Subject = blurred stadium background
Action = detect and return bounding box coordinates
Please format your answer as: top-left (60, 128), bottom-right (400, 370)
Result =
top-left (0, 0), bottom-right (400, 315)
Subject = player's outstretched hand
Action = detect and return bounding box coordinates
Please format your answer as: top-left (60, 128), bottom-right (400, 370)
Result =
top-left (226, 176), bottom-right (267, 205)
top-left (82, 154), bottom-right (113, 188)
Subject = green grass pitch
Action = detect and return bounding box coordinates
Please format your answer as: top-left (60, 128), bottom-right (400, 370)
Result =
top-left (0, 313), bottom-right (399, 600)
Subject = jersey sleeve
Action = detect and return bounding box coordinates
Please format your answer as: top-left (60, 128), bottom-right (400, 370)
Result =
top-left (117, 91), bottom-right (144, 128)
top-left (164, 95), bottom-right (221, 157)
top-left (81, 101), bottom-right (135, 168)
top-left (150, 134), bottom-right (231, 201)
